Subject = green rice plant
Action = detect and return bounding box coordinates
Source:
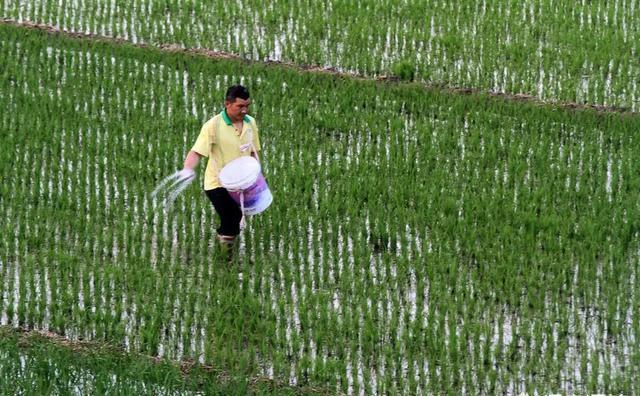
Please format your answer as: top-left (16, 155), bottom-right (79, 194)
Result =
top-left (391, 59), bottom-right (415, 82)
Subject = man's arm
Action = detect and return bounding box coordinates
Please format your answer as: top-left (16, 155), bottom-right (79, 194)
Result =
top-left (184, 150), bottom-right (203, 170)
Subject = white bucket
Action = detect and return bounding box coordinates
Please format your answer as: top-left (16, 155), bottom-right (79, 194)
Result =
top-left (219, 156), bottom-right (273, 215)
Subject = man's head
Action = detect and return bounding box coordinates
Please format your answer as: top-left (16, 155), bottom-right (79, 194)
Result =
top-left (224, 85), bottom-right (251, 122)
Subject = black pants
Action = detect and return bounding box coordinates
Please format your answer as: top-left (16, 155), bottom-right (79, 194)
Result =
top-left (205, 188), bottom-right (242, 236)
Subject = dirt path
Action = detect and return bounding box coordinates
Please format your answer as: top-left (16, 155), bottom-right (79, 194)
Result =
top-left (2, 326), bottom-right (335, 395)
top-left (1, 17), bottom-right (636, 118)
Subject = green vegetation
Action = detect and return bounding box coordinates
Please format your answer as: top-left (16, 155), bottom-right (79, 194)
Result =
top-left (391, 60), bottom-right (415, 81)
top-left (0, 20), bottom-right (638, 395)
top-left (2, 0), bottom-right (639, 109)
top-left (0, 327), bottom-right (325, 395)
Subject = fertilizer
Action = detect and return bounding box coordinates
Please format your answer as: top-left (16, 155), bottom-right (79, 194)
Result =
top-left (151, 169), bottom-right (195, 208)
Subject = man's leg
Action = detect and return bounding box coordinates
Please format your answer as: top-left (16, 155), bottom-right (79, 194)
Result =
top-left (205, 188), bottom-right (242, 257)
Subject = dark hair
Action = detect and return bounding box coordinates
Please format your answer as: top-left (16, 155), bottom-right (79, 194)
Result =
top-left (225, 85), bottom-right (250, 102)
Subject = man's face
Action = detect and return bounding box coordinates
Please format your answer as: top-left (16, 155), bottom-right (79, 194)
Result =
top-left (225, 98), bottom-right (251, 122)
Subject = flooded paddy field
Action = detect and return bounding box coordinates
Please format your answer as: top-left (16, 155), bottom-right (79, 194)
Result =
top-left (1, 23), bottom-right (639, 395)
top-left (2, 0), bottom-right (640, 111)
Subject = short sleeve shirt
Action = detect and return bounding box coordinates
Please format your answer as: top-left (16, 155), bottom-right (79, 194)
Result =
top-left (191, 110), bottom-right (261, 190)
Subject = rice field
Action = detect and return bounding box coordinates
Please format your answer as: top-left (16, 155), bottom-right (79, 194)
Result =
top-left (2, 0), bottom-right (640, 111)
top-left (1, 15), bottom-right (639, 396)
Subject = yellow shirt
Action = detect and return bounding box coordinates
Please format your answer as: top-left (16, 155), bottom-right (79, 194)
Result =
top-left (191, 111), bottom-right (261, 190)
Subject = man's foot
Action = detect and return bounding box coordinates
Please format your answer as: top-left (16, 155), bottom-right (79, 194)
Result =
top-left (217, 234), bottom-right (237, 263)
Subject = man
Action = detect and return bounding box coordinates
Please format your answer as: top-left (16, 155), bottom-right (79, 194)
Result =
top-left (182, 85), bottom-right (261, 254)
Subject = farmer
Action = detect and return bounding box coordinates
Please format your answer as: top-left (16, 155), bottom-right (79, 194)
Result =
top-left (181, 85), bottom-right (261, 253)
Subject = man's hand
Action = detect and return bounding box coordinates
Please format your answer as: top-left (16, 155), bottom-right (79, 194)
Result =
top-left (177, 168), bottom-right (195, 182)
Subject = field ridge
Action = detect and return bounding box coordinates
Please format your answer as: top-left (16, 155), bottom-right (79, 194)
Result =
top-left (0, 326), bottom-right (335, 395)
top-left (2, 17), bottom-right (636, 118)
